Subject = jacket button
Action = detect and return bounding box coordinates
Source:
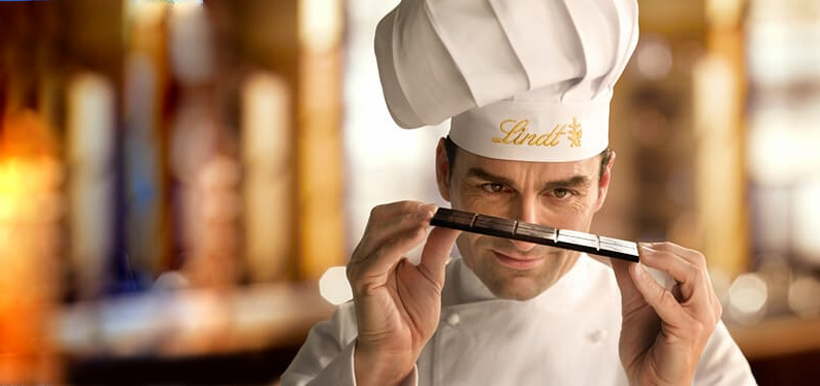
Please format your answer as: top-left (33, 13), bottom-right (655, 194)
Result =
top-left (447, 313), bottom-right (461, 326)
top-left (589, 329), bottom-right (607, 342)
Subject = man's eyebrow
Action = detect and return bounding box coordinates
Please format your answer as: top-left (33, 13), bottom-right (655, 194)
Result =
top-left (541, 175), bottom-right (591, 190)
top-left (465, 168), bottom-right (517, 188)
top-left (464, 168), bottom-right (591, 190)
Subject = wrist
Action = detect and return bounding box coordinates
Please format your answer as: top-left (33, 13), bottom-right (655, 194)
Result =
top-left (353, 342), bottom-right (416, 386)
top-left (628, 372), bottom-right (693, 386)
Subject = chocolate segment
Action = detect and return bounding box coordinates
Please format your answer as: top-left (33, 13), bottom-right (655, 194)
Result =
top-left (430, 208), bottom-right (639, 262)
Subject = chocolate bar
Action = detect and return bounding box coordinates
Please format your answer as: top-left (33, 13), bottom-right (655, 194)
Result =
top-left (430, 208), bottom-right (639, 262)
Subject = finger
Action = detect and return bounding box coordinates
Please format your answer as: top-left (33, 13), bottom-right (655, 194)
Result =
top-left (644, 241), bottom-right (706, 268)
top-left (355, 202), bottom-right (437, 260)
top-left (646, 242), bottom-right (721, 303)
top-left (639, 245), bottom-right (698, 291)
top-left (417, 227), bottom-right (461, 287)
top-left (628, 262), bottom-right (687, 323)
top-left (367, 201), bottom-right (436, 224)
top-left (640, 244), bottom-right (714, 316)
top-left (611, 259), bottom-right (651, 315)
top-left (349, 225), bottom-right (429, 288)
top-left (611, 259), bottom-right (639, 298)
top-left (357, 211), bottom-right (433, 259)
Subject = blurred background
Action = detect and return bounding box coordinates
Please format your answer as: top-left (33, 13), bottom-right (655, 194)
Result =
top-left (0, 0), bottom-right (818, 384)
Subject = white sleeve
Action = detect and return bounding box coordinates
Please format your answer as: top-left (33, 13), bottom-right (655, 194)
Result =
top-left (280, 303), bottom-right (419, 386)
top-left (693, 320), bottom-right (757, 385)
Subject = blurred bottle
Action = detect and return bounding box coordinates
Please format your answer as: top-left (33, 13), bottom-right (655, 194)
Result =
top-left (123, 0), bottom-right (170, 290)
top-left (0, 116), bottom-right (65, 386)
top-left (241, 71), bottom-right (293, 283)
top-left (66, 72), bottom-right (116, 300)
top-left (166, 1), bottom-right (240, 291)
top-left (296, 0), bottom-right (346, 280)
top-left (0, 3), bottom-right (64, 383)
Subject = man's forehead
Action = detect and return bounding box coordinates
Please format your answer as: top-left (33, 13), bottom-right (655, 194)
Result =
top-left (456, 146), bottom-right (599, 179)
top-left (455, 152), bottom-right (598, 184)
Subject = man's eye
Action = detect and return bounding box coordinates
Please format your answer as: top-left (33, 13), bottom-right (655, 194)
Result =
top-left (553, 188), bottom-right (571, 198)
top-left (481, 183), bottom-right (505, 193)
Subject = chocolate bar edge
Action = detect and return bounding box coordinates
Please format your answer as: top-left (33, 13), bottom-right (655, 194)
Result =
top-left (431, 208), bottom-right (640, 263)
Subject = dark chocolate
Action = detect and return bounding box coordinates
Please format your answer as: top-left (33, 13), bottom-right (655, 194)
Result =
top-left (430, 208), bottom-right (639, 262)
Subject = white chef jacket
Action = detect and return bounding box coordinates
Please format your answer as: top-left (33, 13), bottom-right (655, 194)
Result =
top-left (281, 255), bottom-right (756, 385)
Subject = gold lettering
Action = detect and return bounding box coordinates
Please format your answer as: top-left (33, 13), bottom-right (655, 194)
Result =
top-left (510, 120), bottom-right (529, 144)
top-left (491, 118), bottom-right (582, 148)
top-left (492, 119), bottom-right (528, 144)
top-left (545, 124), bottom-right (566, 146)
top-left (522, 133), bottom-right (538, 146)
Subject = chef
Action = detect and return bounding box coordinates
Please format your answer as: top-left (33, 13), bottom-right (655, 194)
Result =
top-left (282, 0), bottom-right (756, 384)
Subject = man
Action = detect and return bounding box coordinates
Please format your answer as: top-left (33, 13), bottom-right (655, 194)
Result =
top-left (283, 0), bottom-right (756, 384)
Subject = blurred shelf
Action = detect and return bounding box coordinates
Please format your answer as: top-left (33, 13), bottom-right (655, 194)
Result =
top-left (729, 316), bottom-right (820, 360)
top-left (54, 281), bottom-right (335, 359)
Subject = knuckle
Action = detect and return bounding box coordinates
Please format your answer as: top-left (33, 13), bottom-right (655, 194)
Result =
top-left (689, 320), bottom-right (706, 337)
top-left (687, 264), bottom-right (703, 283)
top-left (370, 204), bottom-right (386, 218)
top-left (694, 252), bottom-right (707, 266)
top-left (660, 288), bottom-right (678, 307)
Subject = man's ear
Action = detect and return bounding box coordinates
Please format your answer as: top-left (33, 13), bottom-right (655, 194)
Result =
top-left (435, 138), bottom-right (452, 202)
top-left (594, 151), bottom-right (616, 212)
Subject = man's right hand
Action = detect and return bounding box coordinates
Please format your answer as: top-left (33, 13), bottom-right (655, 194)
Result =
top-left (346, 201), bottom-right (460, 386)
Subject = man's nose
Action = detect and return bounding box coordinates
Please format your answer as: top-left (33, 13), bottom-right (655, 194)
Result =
top-left (509, 195), bottom-right (540, 252)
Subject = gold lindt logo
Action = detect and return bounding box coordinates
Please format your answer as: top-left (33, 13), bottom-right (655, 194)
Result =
top-left (491, 117), bottom-right (583, 147)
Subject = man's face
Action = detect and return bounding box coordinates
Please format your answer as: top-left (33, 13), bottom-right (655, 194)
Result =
top-left (435, 139), bottom-right (615, 300)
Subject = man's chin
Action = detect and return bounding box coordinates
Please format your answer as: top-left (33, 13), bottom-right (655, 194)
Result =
top-left (490, 287), bottom-right (543, 301)
top-left (485, 275), bottom-right (550, 301)
top-left (480, 251), bottom-right (580, 300)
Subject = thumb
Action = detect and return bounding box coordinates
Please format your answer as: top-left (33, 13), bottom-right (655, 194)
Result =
top-left (418, 227), bottom-right (460, 286)
top-left (612, 259), bottom-right (641, 300)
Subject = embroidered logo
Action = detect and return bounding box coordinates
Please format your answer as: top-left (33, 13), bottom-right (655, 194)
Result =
top-left (568, 117), bottom-right (582, 147)
top-left (491, 117), bottom-right (582, 147)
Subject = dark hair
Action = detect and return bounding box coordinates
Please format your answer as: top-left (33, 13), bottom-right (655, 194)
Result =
top-left (443, 136), bottom-right (613, 182)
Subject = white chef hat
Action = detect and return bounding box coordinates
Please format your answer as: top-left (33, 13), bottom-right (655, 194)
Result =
top-left (375, 0), bottom-right (639, 162)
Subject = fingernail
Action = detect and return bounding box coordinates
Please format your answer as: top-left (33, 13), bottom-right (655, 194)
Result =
top-left (417, 205), bottom-right (437, 220)
top-left (639, 242), bottom-right (655, 252)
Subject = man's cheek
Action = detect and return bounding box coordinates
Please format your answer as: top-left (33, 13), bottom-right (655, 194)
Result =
top-left (455, 193), bottom-right (494, 213)
top-left (455, 232), bottom-right (479, 251)
top-left (549, 201), bottom-right (593, 228)
top-left (454, 234), bottom-right (472, 259)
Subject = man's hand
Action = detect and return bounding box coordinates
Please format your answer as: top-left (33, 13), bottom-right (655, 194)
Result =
top-left (611, 242), bottom-right (723, 386)
top-left (346, 201), bottom-right (460, 386)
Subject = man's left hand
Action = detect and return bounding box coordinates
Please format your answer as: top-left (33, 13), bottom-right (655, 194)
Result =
top-left (611, 242), bottom-right (723, 386)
